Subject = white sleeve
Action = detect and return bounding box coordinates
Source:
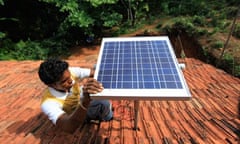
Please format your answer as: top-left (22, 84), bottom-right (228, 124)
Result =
top-left (69, 67), bottom-right (91, 78)
top-left (41, 101), bottom-right (65, 125)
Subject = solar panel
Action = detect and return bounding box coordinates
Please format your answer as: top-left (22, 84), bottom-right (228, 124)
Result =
top-left (90, 36), bottom-right (191, 100)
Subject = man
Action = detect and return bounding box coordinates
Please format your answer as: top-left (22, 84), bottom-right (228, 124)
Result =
top-left (38, 58), bottom-right (112, 133)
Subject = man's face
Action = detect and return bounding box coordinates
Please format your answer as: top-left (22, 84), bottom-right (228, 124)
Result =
top-left (52, 69), bottom-right (73, 92)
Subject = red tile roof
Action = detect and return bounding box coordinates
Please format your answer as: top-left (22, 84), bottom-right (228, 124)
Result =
top-left (0, 58), bottom-right (239, 144)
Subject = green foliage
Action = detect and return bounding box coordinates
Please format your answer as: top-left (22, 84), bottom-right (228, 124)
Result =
top-left (211, 40), bottom-right (224, 49)
top-left (0, 39), bottom-right (46, 60)
top-left (234, 65), bottom-right (240, 77)
top-left (233, 23), bottom-right (240, 39)
top-left (0, 32), bottom-right (6, 39)
top-left (0, 17), bottom-right (18, 22)
top-left (195, 28), bottom-right (209, 36)
top-left (173, 18), bottom-right (195, 34)
top-left (225, 6), bottom-right (239, 18)
top-left (156, 23), bottom-right (162, 29)
top-left (163, 17), bottom-right (205, 36)
top-left (192, 15), bottom-right (206, 26)
top-left (215, 53), bottom-right (238, 76)
top-left (219, 21), bottom-right (231, 32)
top-left (132, 1), bottom-right (150, 19)
top-left (86, 0), bottom-right (117, 7)
top-left (40, 38), bottom-right (70, 58)
top-left (0, 38), bottom-right (69, 60)
top-left (38, 0), bottom-right (127, 39)
top-left (161, 0), bottom-right (210, 16)
top-left (223, 53), bottom-right (234, 63)
top-left (160, 2), bottom-right (169, 14)
top-left (40, 0), bottom-right (94, 32)
top-left (0, 0), bottom-right (4, 5)
top-left (209, 27), bottom-right (220, 35)
top-left (206, 9), bottom-right (230, 31)
top-left (68, 11), bottom-right (94, 28)
top-left (0, 0), bottom-right (240, 62)
top-left (101, 13), bottom-right (122, 27)
top-left (14, 40), bottom-right (46, 60)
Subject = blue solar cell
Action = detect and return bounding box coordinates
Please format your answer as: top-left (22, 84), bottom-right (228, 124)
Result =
top-left (161, 63), bottom-right (171, 68)
top-left (97, 39), bottom-right (183, 89)
top-left (103, 82), bottom-right (110, 88)
top-left (176, 82), bottom-right (183, 88)
top-left (104, 64), bottom-right (113, 69)
top-left (165, 75), bottom-right (175, 81)
top-left (144, 82), bottom-right (155, 88)
top-left (160, 82), bottom-right (166, 88)
top-left (158, 75), bottom-right (165, 81)
top-left (144, 75), bottom-right (154, 81)
top-left (174, 75), bottom-right (180, 81)
top-left (122, 82), bottom-right (132, 88)
top-left (104, 76), bottom-right (112, 81)
top-left (166, 82), bottom-right (177, 88)
top-left (123, 75), bottom-right (132, 81)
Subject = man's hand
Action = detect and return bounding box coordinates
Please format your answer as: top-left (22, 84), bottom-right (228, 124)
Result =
top-left (82, 78), bottom-right (104, 94)
top-left (80, 78), bottom-right (104, 108)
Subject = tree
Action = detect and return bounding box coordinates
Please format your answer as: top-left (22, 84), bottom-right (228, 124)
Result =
top-left (0, 0), bottom-right (3, 5)
top-left (39, 0), bottom-right (122, 38)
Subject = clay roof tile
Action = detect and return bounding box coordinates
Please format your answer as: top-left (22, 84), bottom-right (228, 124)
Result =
top-left (0, 58), bottom-right (239, 143)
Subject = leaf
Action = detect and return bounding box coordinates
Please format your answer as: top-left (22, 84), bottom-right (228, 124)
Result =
top-left (86, 0), bottom-right (117, 7)
top-left (0, 0), bottom-right (4, 5)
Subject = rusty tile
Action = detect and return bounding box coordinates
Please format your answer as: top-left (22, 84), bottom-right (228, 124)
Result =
top-left (194, 107), bottom-right (212, 120)
top-left (191, 97), bottom-right (203, 108)
top-left (0, 59), bottom-right (239, 143)
top-left (143, 120), bottom-right (162, 143)
top-left (182, 119), bottom-right (207, 141)
top-left (123, 136), bottom-right (137, 144)
top-left (11, 134), bottom-right (27, 143)
top-left (0, 121), bottom-right (14, 134)
top-left (204, 120), bottom-right (229, 141)
top-left (187, 107), bottom-right (205, 122)
top-left (122, 119), bottom-right (134, 137)
top-left (140, 106), bottom-right (153, 121)
top-left (214, 119), bottom-right (239, 141)
top-left (108, 136), bottom-right (123, 144)
top-left (109, 119), bottom-right (122, 143)
top-left (152, 119), bottom-right (172, 139)
top-left (24, 133), bottom-right (41, 144)
top-left (98, 121), bottom-right (111, 138)
top-left (6, 120), bottom-right (23, 134)
top-left (159, 108), bottom-right (173, 121)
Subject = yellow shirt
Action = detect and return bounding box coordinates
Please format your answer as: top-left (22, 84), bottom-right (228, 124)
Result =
top-left (41, 78), bottom-right (80, 114)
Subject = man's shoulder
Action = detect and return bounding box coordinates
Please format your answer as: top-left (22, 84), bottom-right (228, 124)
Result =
top-left (41, 88), bottom-right (64, 105)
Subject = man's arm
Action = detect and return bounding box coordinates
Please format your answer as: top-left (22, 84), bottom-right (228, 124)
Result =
top-left (69, 67), bottom-right (95, 78)
top-left (56, 98), bottom-right (90, 133)
top-left (56, 78), bottom-right (103, 133)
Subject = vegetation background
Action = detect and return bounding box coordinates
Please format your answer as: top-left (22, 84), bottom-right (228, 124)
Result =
top-left (0, 0), bottom-right (240, 77)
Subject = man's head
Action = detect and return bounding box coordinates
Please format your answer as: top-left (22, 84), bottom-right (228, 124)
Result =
top-left (38, 58), bottom-right (73, 92)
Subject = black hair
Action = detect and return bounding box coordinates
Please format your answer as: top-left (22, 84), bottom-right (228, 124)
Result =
top-left (38, 58), bottom-right (69, 85)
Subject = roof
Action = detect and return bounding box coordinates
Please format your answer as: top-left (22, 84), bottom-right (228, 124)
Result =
top-left (0, 58), bottom-right (239, 144)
